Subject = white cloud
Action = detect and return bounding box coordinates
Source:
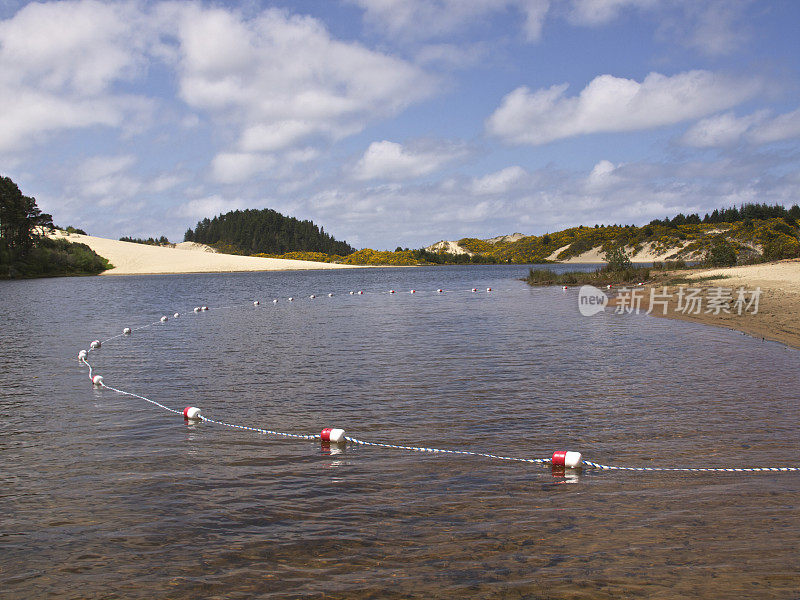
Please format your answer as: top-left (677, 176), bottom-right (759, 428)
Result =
top-left (486, 70), bottom-right (762, 145)
top-left (74, 154), bottom-right (142, 204)
top-left (748, 107), bottom-right (800, 145)
top-left (0, 0), bottom-right (153, 152)
top-left (567, 0), bottom-right (657, 26)
top-left (353, 140), bottom-right (467, 181)
top-left (668, 0), bottom-right (752, 57)
top-left (681, 111), bottom-right (765, 147)
top-left (682, 107), bottom-right (800, 147)
top-left (239, 121), bottom-right (317, 153)
top-left (470, 166), bottom-right (528, 194)
top-left (178, 195), bottom-right (251, 219)
top-left (170, 5), bottom-right (436, 155)
top-left (351, 0), bottom-right (550, 42)
top-left (585, 159), bottom-right (621, 190)
top-left (211, 152), bottom-right (276, 184)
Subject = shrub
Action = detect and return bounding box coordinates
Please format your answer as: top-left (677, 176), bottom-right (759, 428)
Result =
top-left (605, 246), bottom-right (632, 271)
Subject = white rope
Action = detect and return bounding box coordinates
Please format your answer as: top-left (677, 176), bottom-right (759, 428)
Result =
top-left (77, 287), bottom-right (800, 475)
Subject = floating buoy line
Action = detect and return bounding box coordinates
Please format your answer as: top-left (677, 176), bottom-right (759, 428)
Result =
top-left (78, 286), bottom-right (800, 476)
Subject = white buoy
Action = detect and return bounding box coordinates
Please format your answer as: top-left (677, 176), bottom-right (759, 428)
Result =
top-left (183, 406), bottom-right (203, 421)
top-left (193, 307), bottom-right (201, 312)
top-left (174, 312), bottom-right (180, 318)
top-left (551, 450), bottom-right (582, 468)
top-left (78, 350), bottom-right (87, 360)
top-left (288, 297), bottom-right (294, 302)
top-left (92, 375), bottom-right (104, 387)
top-left (123, 327), bottom-right (132, 335)
top-left (321, 427), bottom-right (346, 444)
top-left (328, 293), bottom-right (334, 297)
top-left (310, 294), bottom-right (316, 299)
top-left (160, 316), bottom-right (168, 322)
top-left (254, 300), bottom-right (259, 305)
top-left (273, 299), bottom-right (278, 304)
top-left (90, 340), bottom-right (101, 349)
top-left (201, 306), bottom-right (209, 311)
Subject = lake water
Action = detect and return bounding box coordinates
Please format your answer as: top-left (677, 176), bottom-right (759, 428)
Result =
top-left (2, 265), bottom-right (799, 599)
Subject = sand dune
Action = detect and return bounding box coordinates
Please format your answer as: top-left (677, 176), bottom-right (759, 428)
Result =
top-left (50, 231), bottom-right (357, 275)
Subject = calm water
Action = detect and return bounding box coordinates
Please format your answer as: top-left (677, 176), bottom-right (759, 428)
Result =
top-left (1, 265), bottom-right (799, 599)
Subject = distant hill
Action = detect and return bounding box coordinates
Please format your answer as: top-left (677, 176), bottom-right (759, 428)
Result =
top-left (184, 208), bottom-right (354, 256)
top-left (426, 203), bottom-right (800, 265)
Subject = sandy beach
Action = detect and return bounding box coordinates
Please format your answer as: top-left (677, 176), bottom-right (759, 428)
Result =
top-left (640, 259), bottom-right (800, 350)
top-left (51, 231), bottom-right (357, 275)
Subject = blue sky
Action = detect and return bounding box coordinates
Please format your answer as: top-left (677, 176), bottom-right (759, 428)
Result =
top-left (1, 0), bottom-right (799, 249)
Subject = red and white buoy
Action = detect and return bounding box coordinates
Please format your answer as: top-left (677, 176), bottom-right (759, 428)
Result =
top-left (486, 287), bottom-right (492, 292)
top-left (310, 294), bottom-right (316, 299)
top-left (410, 289), bottom-right (416, 294)
top-left (254, 300), bottom-right (259, 305)
top-left (92, 375), bottom-right (104, 387)
top-left (358, 290), bottom-right (364, 295)
top-left (472, 288), bottom-right (477, 292)
top-left (90, 340), bottom-right (101, 349)
top-left (160, 316), bottom-right (168, 322)
top-left (437, 288), bottom-right (443, 293)
top-left (389, 290), bottom-right (395, 294)
top-left (123, 327), bottom-right (132, 335)
top-left (562, 286), bottom-right (568, 290)
top-left (201, 306), bottom-right (209, 311)
top-left (183, 406), bottom-right (203, 421)
top-left (551, 450), bottom-right (582, 468)
top-left (321, 427), bottom-right (346, 443)
top-left (193, 307), bottom-right (201, 312)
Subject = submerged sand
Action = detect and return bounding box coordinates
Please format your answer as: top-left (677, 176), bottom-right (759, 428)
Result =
top-left (51, 231), bottom-right (357, 275)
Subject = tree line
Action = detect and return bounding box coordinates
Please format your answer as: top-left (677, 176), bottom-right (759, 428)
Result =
top-left (184, 208), bottom-right (355, 255)
top-left (649, 202), bottom-right (800, 228)
top-left (1, 176), bottom-right (110, 278)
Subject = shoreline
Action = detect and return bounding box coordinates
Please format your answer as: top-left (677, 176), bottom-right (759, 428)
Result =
top-left (50, 231), bottom-right (361, 275)
top-left (616, 259), bottom-right (800, 350)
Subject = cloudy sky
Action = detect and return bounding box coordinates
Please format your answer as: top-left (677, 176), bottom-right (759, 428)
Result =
top-left (1, 0), bottom-right (799, 249)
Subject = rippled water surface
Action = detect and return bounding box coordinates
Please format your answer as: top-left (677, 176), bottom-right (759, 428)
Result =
top-left (1, 266), bottom-right (799, 599)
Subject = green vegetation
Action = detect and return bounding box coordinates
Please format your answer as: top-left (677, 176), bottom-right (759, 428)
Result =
top-left (452, 203), bottom-right (800, 265)
top-left (254, 247), bottom-right (500, 266)
top-left (120, 235), bottom-right (171, 246)
top-left (525, 246), bottom-right (649, 286)
top-left (1, 175), bottom-right (112, 278)
top-left (185, 208), bottom-right (355, 256)
top-left (525, 265), bottom-right (651, 286)
top-left (3, 237), bottom-right (113, 278)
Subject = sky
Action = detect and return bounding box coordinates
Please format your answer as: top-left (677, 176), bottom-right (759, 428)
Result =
top-left (1, 0), bottom-right (799, 249)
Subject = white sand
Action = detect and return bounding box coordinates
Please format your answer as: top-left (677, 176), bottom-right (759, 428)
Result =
top-left (425, 240), bottom-right (474, 255)
top-left (50, 231), bottom-right (357, 275)
top-left (550, 241), bottom-right (698, 263)
top-left (688, 259), bottom-right (800, 294)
